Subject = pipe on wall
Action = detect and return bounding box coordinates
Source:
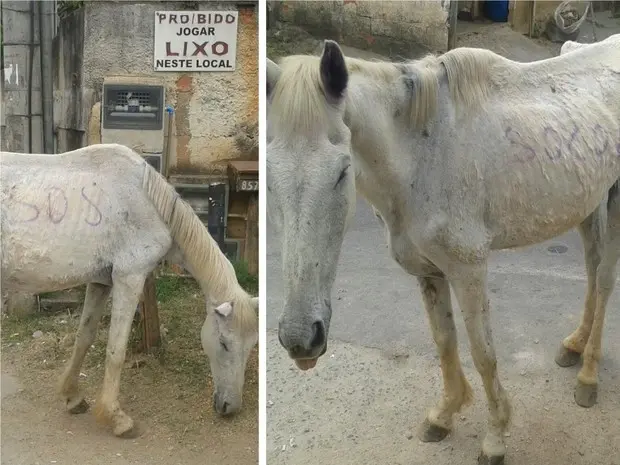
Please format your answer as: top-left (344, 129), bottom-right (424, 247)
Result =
top-left (39, 0), bottom-right (54, 153)
top-left (28, 0), bottom-right (35, 153)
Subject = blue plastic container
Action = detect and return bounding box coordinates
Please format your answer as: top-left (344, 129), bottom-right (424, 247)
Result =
top-left (484, 0), bottom-right (510, 22)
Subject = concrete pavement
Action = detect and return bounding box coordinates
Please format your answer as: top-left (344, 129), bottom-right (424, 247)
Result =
top-left (266, 197), bottom-right (620, 465)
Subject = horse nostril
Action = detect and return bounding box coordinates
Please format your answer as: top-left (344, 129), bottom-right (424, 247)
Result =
top-left (278, 331), bottom-right (285, 348)
top-left (289, 344), bottom-right (304, 357)
top-left (222, 402), bottom-right (229, 414)
top-left (310, 321), bottom-right (325, 350)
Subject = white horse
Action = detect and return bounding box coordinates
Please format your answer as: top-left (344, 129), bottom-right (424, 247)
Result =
top-left (266, 34), bottom-right (620, 464)
top-left (0, 143), bottom-right (258, 437)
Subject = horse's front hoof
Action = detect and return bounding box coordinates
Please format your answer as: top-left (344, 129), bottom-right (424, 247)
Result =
top-left (418, 418), bottom-right (450, 442)
top-left (575, 381), bottom-right (597, 408)
top-left (112, 413), bottom-right (141, 438)
top-left (114, 421), bottom-right (140, 439)
top-left (555, 345), bottom-right (581, 368)
top-left (67, 398), bottom-right (90, 414)
top-left (478, 452), bottom-right (505, 465)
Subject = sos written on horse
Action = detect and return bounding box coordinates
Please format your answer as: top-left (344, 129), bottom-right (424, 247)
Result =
top-left (266, 34), bottom-right (620, 465)
top-left (0, 143), bottom-right (258, 437)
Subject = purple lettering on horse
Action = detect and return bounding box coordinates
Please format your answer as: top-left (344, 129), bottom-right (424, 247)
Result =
top-left (505, 127), bottom-right (536, 163)
top-left (566, 122), bottom-right (581, 158)
top-left (17, 200), bottom-right (40, 222)
top-left (592, 124), bottom-right (609, 157)
top-left (543, 126), bottom-right (562, 160)
top-left (47, 187), bottom-right (68, 224)
top-left (81, 187), bottom-right (103, 226)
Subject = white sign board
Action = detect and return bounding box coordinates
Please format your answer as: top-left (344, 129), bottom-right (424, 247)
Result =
top-left (154, 11), bottom-right (239, 72)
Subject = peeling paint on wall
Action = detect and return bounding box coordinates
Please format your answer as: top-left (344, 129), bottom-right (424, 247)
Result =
top-left (275, 0), bottom-right (450, 53)
top-left (52, 1), bottom-right (258, 171)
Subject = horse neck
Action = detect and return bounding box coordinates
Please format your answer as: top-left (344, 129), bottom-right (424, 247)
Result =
top-left (173, 235), bottom-right (246, 305)
top-left (345, 85), bottom-right (417, 225)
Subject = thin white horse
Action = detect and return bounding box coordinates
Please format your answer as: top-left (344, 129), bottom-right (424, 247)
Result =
top-left (0, 143), bottom-right (259, 437)
top-left (266, 34), bottom-right (620, 464)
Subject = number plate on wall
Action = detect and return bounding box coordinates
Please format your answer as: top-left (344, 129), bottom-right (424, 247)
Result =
top-left (237, 179), bottom-right (258, 191)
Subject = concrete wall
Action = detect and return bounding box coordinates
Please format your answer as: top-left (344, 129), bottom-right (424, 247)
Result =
top-left (273, 0), bottom-right (450, 54)
top-left (1, 1), bottom-right (43, 153)
top-left (53, 1), bottom-right (258, 171)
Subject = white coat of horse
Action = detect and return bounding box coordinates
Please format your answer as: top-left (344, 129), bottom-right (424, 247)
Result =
top-left (1, 143), bottom-right (258, 437)
top-left (266, 34), bottom-right (620, 464)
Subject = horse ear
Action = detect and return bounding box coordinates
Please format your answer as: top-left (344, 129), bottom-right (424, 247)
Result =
top-left (214, 301), bottom-right (234, 318)
top-left (320, 40), bottom-right (348, 102)
top-left (267, 58), bottom-right (282, 99)
top-left (250, 297), bottom-right (259, 315)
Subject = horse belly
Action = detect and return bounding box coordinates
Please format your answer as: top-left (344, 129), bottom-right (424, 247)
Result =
top-left (484, 94), bottom-right (620, 249)
top-left (1, 174), bottom-right (122, 293)
top-left (488, 167), bottom-right (619, 249)
top-left (1, 221), bottom-right (113, 293)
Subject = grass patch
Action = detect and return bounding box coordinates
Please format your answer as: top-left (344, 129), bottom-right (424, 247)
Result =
top-left (1, 261), bottom-right (259, 403)
top-left (232, 260), bottom-right (258, 295)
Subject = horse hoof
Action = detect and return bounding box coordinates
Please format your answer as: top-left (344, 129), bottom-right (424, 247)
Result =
top-left (555, 345), bottom-right (581, 368)
top-left (575, 381), bottom-right (597, 408)
top-left (418, 419), bottom-right (450, 442)
top-left (478, 452), bottom-right (505, 465)
top-left (67, 398), bottom-right (90, 414)
top-left (114, 419), bottom-right (141, 438)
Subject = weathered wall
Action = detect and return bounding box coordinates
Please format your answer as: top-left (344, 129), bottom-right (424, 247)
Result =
top-left (53, 7), bottom-right (86, 152)
top-left (509, 0), bottom-right (591, 37)
top-left (54, 0), bottom-right (258, 171)
top-left (273, 0), bottom-right (450, 53)
top-left (1, 1), bottom-right (43, 153)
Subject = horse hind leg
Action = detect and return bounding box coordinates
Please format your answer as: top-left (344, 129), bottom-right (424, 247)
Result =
top-left (574, 184), bottom-right (620, 408)
top-left (58, 282), bottom-right (111, 414)
top-left (93, 272), bottom-right (146, 438)
top-left (555, 207), bottom-right (605, 367)
top-left (417, 276), bottom-right (473, 443)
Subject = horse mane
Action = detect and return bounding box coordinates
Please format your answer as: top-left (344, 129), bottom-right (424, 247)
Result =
top-left (270, 55), bottom-right (329, 139)
top-left (141, 162), bottom-right (257, 334)
top-left (402, 47), bottom-right (508, 129)
top-left (437, 47), bottom-right (507, 121)
top-left (271, 47), bottom-right (509, 135)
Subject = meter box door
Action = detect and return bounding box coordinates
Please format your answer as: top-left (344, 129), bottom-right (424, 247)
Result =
top-left (101, 75), bottom-right (166, 172)
top-left (227, 161), bottom-right (259, 275)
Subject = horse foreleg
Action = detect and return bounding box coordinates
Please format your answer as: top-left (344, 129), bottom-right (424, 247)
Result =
top-left (93, 272), bottom-right (145, 438)
top-left (556, 209), bottom-right (605, 367)
top-left (575, 201), bottom-right (619, 408)
top-left (451, 267), bottom-right (511, 465)
top-left (58, 283), bottom-right (111, 414)
top-left (418, 276), bottom-right (473, 442)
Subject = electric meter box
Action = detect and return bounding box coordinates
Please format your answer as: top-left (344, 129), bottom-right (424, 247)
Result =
top-left (101, 75), bottom-right (166, 172)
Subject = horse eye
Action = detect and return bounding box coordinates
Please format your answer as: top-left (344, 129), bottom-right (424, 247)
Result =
top-left (335, 165), bottom-right (349, 188)
top-left (220, 340), bottom-right (229, 351)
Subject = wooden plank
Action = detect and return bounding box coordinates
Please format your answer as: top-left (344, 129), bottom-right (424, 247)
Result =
top-left (227, 160), bottom-right (259, 175)
top-left (138, 272), bottom-right (161, 353)
top-left (244, 194), bottom-right (259, 276)
top-left (227, 216), bottom-right (247, 239)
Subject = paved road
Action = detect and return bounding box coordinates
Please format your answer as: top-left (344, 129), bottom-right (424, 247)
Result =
top-left (267, 197), bottom-right (620, 355)
top-left (266, 29), bottom-right (620, 464)
top-left (266, 197), bottom-right (620, 465)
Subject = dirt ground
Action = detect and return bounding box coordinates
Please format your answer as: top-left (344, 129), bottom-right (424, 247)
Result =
top-left (1, 275), bottom-right (258, 465)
